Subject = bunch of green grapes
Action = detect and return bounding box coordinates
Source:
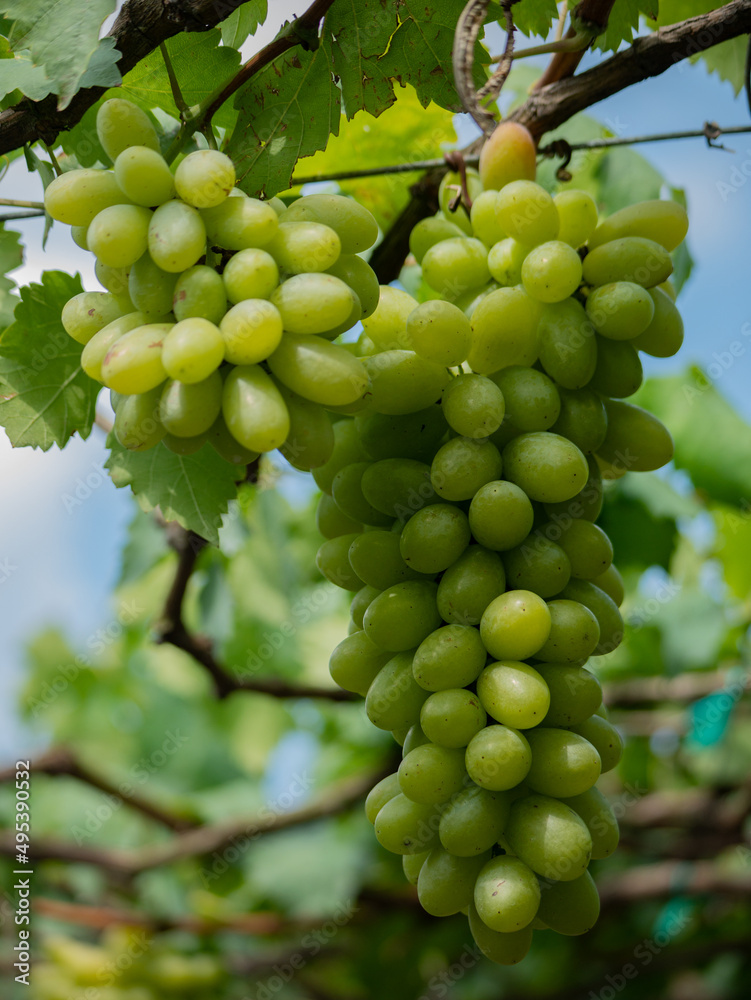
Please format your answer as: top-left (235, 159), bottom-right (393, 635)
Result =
top-left (45, 98), bottom-right (379, 465)
top-left (318, 122), bottom-right (687, 965)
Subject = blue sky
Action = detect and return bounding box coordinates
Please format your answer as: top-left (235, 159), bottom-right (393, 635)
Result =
top-left (1, 10), bottom-right (750, 759)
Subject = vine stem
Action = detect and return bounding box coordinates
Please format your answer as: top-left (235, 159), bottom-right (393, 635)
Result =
top-left (43, 141), bottom-right (62, 176)
top-left (0, 210), bottom-right (45, 221)
top-left (0, 197), bottom-right (45, 208)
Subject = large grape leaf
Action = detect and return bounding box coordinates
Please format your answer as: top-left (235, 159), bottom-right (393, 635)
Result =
top-left (512, 0), bottom-right (560, 38)
top-left (0, 0), bottom-right (115, 109)
top-left (228, 43), bottom-right (341, 199)
top-left (0, 46), bottom-right (53, 102)
top-left (648, 0), bottom-right (746, 93)
top-left (219, 0), bottom-right (268, 48)
top-left (105, 439), bottom-right (241, 546)
top-left (0, 223), bottom-right (22, 294)
top-left (0, 271), bottom-right (100, 450)
top-left (324, 0), bottom-right (399, 118)
top-left (594, 0), bottom-right (658, 53)
top-left (119, 30), bottom-right (241, 131)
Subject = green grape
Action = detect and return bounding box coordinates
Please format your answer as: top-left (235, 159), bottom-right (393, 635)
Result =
top-left (101, 322), bottom-right (171, 393)
top-left (129, 252), bottom-right (178, 317)
top-left (222, 364), bottom-right (290, 452)
top-left (219, 299), bottom-right (283, 365)
top-left (537, 663), bottom-right (603, 728)
top-left (474, 855), bottom-right (541, 932)
top-left (95, 260), bottom-right (131, 300)
top-left (468, 903), bottom-right (534, 966)
top-left (419, 689), bottom-right (487, 748)
top-left (366, 651), bottom-right (429, 729)
top-left (62, 292), bottom-right (124, 345)
top-left (492, 367), bottom-right (561, 432)
top-left (268, 334), bottom-right (369, 406)
top-left (71, 224), bottom-right (89, 249)
top-left (360, 285), bottom-right (417, 350)
top-left (348, 531), bottom-right (423, 590)
top-left (325, 254), bottom-right (380, 319)
top-left (202, 195), bottom-right (279, 250)
top-left (158, 371), bottom-right (223, 438)
top-left (361, 350), bottom-right (451, 415)
top-left (373, 793), bottom-right (440, 855)
top-left (502, 536), bottom-right (571, 598)
top-left (271, 273), bottom-right (356, 334)
top-left (550, 387), bottom-right (608, 454)
top-left (468, 481), bottom-right (534, 552)
top-left (96, 98), bottom-right (160, 161)
top-left (398, 743), bottom-right (467, 804)
top-left (522, 240), bottom-right (582, 302)
top-left (543, 454), bottom-right (603, 523)
top-left (312, 419), bottom-right (367, 493)
top-left (403, 723), bottom-right (431, 756)
top-left (430, 437), bottom-right (502, 501)
top-left (469, 189), bottom-right (506, 246)
top-left (266, 221), bottom-right (340, 273)
top-left (559, 788), bottom-right (619, 860)
top-left (363, 580), bottom-right (441, 651)
top-left (87, 204), bottom-right (152, 269)
top-left (173, 265), bottom-right (227, 323)
top-left (114, 146), bottom-right (175, 206)
top-left (505, 794), bottom-right (592, 881)
top-left (422, 237), bottom-right (491, 297)
top-left (350, 584), bottom-right (381, 629)
top-left (467, 286), bottom-right (538, 374)
top-left (560, 579), bottom-right (624, 656)
top-left (365, 774), bottom-right (401, 824)
top-left (329, 630), bottom-right (390, 696)
top-left (418, 848), bottom-right (490, 917)
top-left (317, 292), bottom-right (362, 339)
top-left (495, 180), bottom-right (559, 247)
top-left (582, 236), bottom-right (673, 287)
top-left (588, 198), bottom-right (688, 252)
top-left (589, 336), bottom-right (643, 398)
top-left (403, 851), bottom-right (430, 885)
top-left (399, 504), bottom-right (471, 574)
top-left (503, 432), bottom-right (589, 504)
top-left (537, 297), bottom-right (598, 389)
top-left (412, 624), bottom-right (487, 691)
top-left (438, 168), bottom-right (483, 234)
top-left (360, 458), bottom-right (435, 520)
top-left (276, 384), bottom-right (335, 470)
top-left (585, 281), bottom-right (655, 340)
top-left (113, 386), bottom-right (165, 451)
top-left (406, 300), bottom-right (472, 366)
top-left (436, 548), bottom-right (507, 627)
top-left (316, 533), bottom-right (364, 591)
top-left (597, 399), bottom-right (673, 473)
top-left (174, 149), bottom-right (235, 208)
top-left (81, 312), bottom-right (149, 382)
top-left (554, 189), bottom-right (598, 248)
top-left (331, 462), bottom-right (393, 527)
top-left (163, 431), bottom-right (208, 455)
top-left (148, 200), bottom-right (206, 272)
top-left (551, 520), bottom-right (613, 580)
top-left (281, 193), bottom-right (378, 254)
top-left (355, 405), bottom-right (447, 462)
top-left (44, 168), bottom-right (125, 226)
top-left (568, 714), bottom-right (624, 772)
top-left (537, 871), bottom-right (600, 935)
top-left (317, 492), bottom-right (362, 539)
top-left (480, 589), bottom-right (551, 661)
top-left (409, 215), bottom-right (467, 263)
top-left (591, 563), bottom-right (624, 606)
top-left (630, 287), bottom-right (684, 357)
top-left (478, 120), bottom-right (537, 190)
top-left (477, 661), bottom-right (550, 730)
top-left (222, 248), bottom-right (278, 305)
top-left (487, 237), bottom-right (527, 286)
top-left (442, 374), bottom-right (505, 439)
top-left (438, 784), bottom-right (511, 856)
top-left (465, 724), bottom-right (532, 791)
top-left (525, 728), bottom-right (601, 798)
top-left (160, 317), bottom-right (224, 384)
top-left (207, 415), bottom-right (260, 465)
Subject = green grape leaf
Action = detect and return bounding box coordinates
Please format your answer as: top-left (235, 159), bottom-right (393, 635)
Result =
top-left (118, 508), bottom-right (170, 586)
top-left (599, 479), bottom-right (678, 570)
top-left (119, 30), bottom-right (241, 131)
top-left (105, 439), bottom-right (240, 546)
top-left (713, 504), bottom-right (751, 601)
top-left (0, 52), bottom-right (53, 102)
top-left (77, 37), bottom-right (122, 92)
top-left (594, 0), bottom-right (657, 52)
top-left (220, 0), bottom-right (268, 48)
top-left (0, 0), bottom-right (115, 109)
top-left (699, 36), bottom-right (748, 94)
top-left (324, 0), bottom-right (399, 118)
top-left (228, 43), bottom-right (340, 198)
top-left (0, 271), bottom-right (99, 450)
top-left (0, 223), bottom-right (23, 294)
top-left (512, 0), bottom-right (560, 38)
top-left (634, 370), bottom-right (751, 508)
top-left (592, 145), bottom-right (663, 214)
